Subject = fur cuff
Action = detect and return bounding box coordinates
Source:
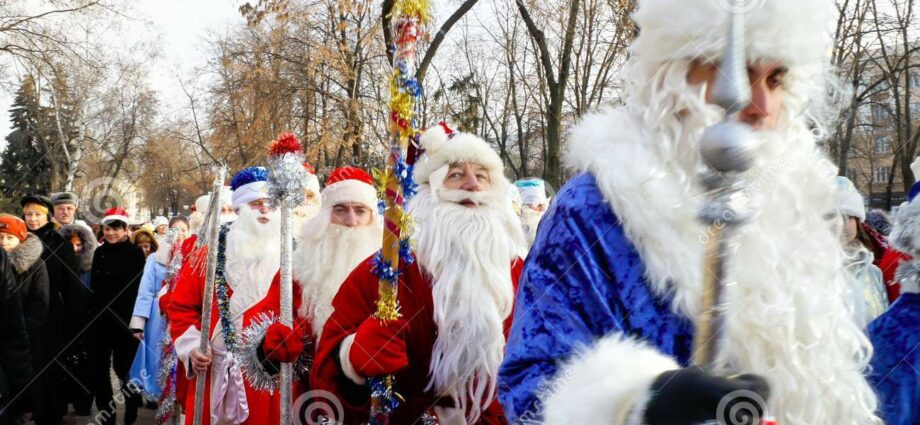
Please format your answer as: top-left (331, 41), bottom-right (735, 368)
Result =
top-left (175, 325), bottom-right (201, 379)
top-left (542, 335), bottom-right (678, 425)
top-left (129, 316), bottom-right (147, 331)
top-left (338, 334), bottom-right (366, 385)
top-left (239, 313), bottom-right (281, 394)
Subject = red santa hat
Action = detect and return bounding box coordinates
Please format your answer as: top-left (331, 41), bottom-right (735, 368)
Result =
top-left (321, 167), bottom-right (377, 211)
top-left (101, 207), bottom-right (130, 226)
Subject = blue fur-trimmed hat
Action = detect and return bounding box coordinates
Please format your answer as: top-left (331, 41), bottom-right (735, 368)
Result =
top-left (230, 166), bottom-right (269, 209)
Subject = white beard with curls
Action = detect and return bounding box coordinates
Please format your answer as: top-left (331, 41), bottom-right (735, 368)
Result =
top-left (409, 184), bottom-right (524, 423)
top-left (566, 59), bottom-right (879, 424)
top-left (294, 211), bottom-right (381, 338)
top-left (224, 206), bottom-right (282, 330)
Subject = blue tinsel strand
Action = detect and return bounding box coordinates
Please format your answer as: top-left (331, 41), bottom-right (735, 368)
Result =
top-left (399, 240), bottom-right (414, 266)
top-left (368, 377), bottom-right (400, 413)
top-left (371, 252), bottom-right (400, 283)
top-left (402, 79), bottom-right (423, 97)
top-left (394, 159), bottom-right (418, 200)
top-left (214, 225), bottom-right (237, 351)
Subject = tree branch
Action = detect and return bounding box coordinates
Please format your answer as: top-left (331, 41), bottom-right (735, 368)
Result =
top-left (415, 0), bottom-right (480, 83)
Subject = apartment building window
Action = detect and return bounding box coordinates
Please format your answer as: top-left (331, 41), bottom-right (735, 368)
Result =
top-left (911, 72), bottom-right (920, 88)
top-left (911, 102), bottom-right (920, 114)
top-left (874, 136), bottom-right (892, 154)
top-left (874, 166), bottom-right (891, 183)
top-left (848, 145), bottom-right (857, 157)
top-left (846, 169), bottom-right (857, 183)
top-left (871, 104), bottom-right (888, 121)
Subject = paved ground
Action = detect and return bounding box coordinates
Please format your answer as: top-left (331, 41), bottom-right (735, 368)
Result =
top-left (60, 404), bottom-right (159, 425)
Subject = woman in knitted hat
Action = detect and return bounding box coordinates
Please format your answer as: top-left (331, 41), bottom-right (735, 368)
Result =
top-left (834, 176), bottom-right (888, 328)
top-left (19, 194), bottom-right (84, 423)
top-left (0, 214), bottom-right (48, 420)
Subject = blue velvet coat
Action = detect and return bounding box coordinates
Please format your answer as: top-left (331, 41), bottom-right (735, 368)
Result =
top-left (498, 173), bottom-right (694, 423)
top-left (867, 292), bottom-right (919, 425)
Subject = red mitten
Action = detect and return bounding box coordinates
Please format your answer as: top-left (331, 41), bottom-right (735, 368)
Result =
top-left (348, 318), bottom-right (409, 377)
top-left (262, 323), bottom-right (305, 363)
top-left (158, 292), bottom-right (172, 318)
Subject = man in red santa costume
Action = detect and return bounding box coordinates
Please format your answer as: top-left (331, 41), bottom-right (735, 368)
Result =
top-left (168, 166), bottom-right (283, 425)
top-left (311, 124), bottom-right (527, 424)
top-left (236, 167), bottom-right (381, 396)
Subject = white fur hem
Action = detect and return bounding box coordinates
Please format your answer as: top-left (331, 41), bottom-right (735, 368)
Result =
top-left (175, 325), bottom-right (202, 379)
top-left (129, 316), bottom-right (147, 331)
top-left (542, 335), bottom-right (678, 425)
top-left (338, 333), bottom-right (366, 385)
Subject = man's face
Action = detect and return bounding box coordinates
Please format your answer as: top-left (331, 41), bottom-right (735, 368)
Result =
top-left (687, 61), bottom-right (788, 130)
top-left (54, 203), bottom-right (76, 225)
top-left (22, 204), bottom-right (48, 230)
top-left (103, 224), bottom-right (128, 244)
top-left (330, 202), bottom-right (373, 228)
top-left (247, 199), bottom-right (275, 224)
top-left (0, 234), bottom-right (20, 252)
top-left (442, 162), bottom-right (492, 208)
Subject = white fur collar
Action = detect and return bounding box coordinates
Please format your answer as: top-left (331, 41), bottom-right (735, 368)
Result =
top-left (566, 107), bottom-right (706, 316)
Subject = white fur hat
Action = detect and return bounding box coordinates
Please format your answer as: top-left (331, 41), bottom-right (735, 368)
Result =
top-left (834, 176), bottom-right (865, 222)
top-left (630, 0), bottom-right (833, 73)
top-left (414, 124), bottom-right (504, 189)
top-left (321, 167), bottom-right (378, 211)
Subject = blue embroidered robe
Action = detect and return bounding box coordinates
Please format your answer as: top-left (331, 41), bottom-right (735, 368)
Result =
top-left (867, 292), bottom-right (919, 425)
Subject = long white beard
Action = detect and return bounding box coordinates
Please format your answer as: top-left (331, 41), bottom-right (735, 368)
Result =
top-left (293, 200), bottom-right (321, 233)
top-left (411, 188), bottom-right (520, 423)
top-left (520, 206), bottom-right (545, 247)
top-left (294, 212), bottom-right (381, 338)
top-left (225, 207), bottom-right (281, 329)
top-left (566, 59), bottom-right (878, 425)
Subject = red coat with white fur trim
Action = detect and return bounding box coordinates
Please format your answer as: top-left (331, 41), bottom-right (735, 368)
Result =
top-left (167, 239), bottom-right (281, 425)
top-left (310, 254), bottom-right (523, 425)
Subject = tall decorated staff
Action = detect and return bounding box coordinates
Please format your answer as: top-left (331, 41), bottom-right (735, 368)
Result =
top-left (266, 132), bottom-right (311, 425)
top-left (192, 166), bottom-right (228, 425)
top-left (693, 2), bottom-right (774, 424)
top-left (367, 0), bottom-right (429, 423)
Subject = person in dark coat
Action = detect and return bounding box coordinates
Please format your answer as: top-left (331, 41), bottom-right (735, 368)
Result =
top-left (0, 215), bottom-right (49, 422)
top-left (0, 246), bottom-right (33, 425)
top-left (88, 208), bottom-right (146, 425)
top-left (58, 222), bottom-right (98, 415)
top-left (21, 194), bottom-right (84, 424)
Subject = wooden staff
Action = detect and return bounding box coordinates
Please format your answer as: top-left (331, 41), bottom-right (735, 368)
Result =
top-left (368, 2), bottom-right (428, 423)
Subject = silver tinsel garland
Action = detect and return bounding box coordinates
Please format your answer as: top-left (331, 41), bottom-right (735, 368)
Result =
top-left (267, 152), bottom-right (310, 208)
top-left (239, 312), bottom-right (282, 394)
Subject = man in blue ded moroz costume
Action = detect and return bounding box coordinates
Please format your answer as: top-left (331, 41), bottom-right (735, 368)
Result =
top-left (498, 0), bottom-right (881, 424)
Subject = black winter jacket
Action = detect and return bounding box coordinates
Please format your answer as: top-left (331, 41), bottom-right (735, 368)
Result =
top-left (0, 249), bottom-right (32, 415)
top-left (89, 240), bottom-right (146, 328)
